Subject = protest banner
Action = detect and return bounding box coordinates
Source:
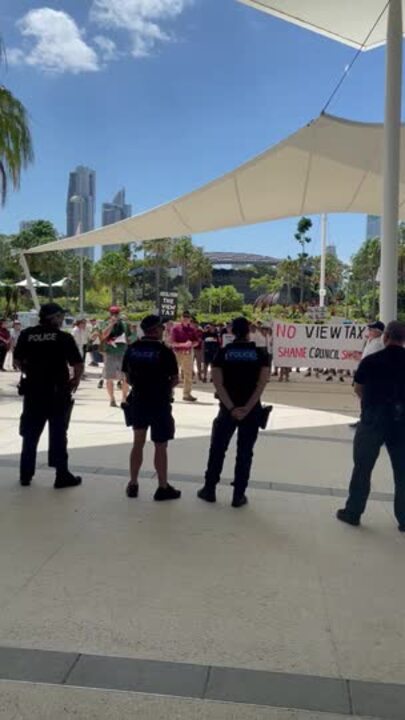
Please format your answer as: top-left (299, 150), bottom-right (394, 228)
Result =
top-left (273, 320), bottom-right (368, 371)
top-left (159, 292), bottom-right (178, 320)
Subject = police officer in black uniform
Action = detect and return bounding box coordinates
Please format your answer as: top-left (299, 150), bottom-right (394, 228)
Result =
top-left (14, 303), bottom-right (84, 489)
top-left (198, 316), bottom-right (270, 508)
top-left (122, 314), bottom-right (181, 502)
top-left (337, 321), bottom-right (405, 532)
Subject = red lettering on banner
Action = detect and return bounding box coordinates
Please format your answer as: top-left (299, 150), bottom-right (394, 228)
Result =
top-left (341, 350), bottom-right (362, 361)
top-left (278, 346), bottom-right (307, 359)
top-left (276, 324), bottom-right (297, 339)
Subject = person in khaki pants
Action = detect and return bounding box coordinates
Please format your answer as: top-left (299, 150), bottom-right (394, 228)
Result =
top-left (171, 311), bottom-right (200, 402)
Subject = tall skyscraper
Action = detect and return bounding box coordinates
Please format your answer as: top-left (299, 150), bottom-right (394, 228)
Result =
top-left (66, 165), bottom-right (96, 260)
top-left (19, 220), bottom-right (36, 232)
top-left (366, 215), bottom-right (381, 241)
top-left (326, 244), bottom-right (337, 257)
top-left (101, 188), bottom-right (132, 254)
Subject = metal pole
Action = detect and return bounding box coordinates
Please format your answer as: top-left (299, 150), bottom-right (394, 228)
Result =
top-left (319, 214), bottom-right (327, 308)
top-left (79, 251), bottom-right (84, 315)
top-left (380, 0), bottom-right (402, 323)
top-left (19, 253), bottom-right (40, 312)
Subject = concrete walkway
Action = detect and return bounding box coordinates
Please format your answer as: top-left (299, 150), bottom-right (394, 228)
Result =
top-left (0, 370), bottom-right (404, 719)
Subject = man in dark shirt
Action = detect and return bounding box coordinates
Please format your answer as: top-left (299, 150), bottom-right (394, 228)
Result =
top-left (13, 303), bottom-right (84, 489)
top-left (202, 323), bottom-right (220, 383)
top-left (122, 314), bottom-right (181, 502)
top-left (337, 321), bottom-right (405, 532)
top-left (198, 317), bottom-right (270, 508)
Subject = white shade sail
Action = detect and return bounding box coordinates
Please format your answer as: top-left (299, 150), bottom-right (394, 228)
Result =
top-left (28, 113), bottom-right (405, 255)
top-left (15, 277), bottom-right (47, 288)
top-left (51, 277), bottom-right (68, 288)
top-left (238, 0), bottom-right (404, 49)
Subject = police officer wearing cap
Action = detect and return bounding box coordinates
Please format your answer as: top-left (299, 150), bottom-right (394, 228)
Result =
top-left (14, 303), bottom-right (84, 489)
top-left (122, 314), bottom-right (181, 502)
top-left (338, 321), bottom-right (405, 532)
top-left (197, 316), bottom-right (270, 508)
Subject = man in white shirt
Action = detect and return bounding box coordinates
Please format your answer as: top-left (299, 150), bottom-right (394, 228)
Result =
top-left (250, 322), bottom-right (267, 348)
top-left (362, 321), bottom-right (385, 359)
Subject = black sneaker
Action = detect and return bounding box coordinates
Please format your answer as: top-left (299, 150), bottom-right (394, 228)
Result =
top-left (97, 380), bottom-right (103, 389)
top-left (398, 525), bottom-right (405, 533)
top-left (336, 508), bottom-right (360, 527)
top-left (183, 395), bottom-right (197, 402)
top-left (54, 472), bottom-right (82, 489)
top-left (126, 483), bottom-right (139, 498)
top-left (197, 486), bottom-right (216, 503)
top-left (154, 484), bottom-right (181, 502)
top-left (20, 476), bottom-right (32, 487)
top-left (232, 494), bottom-right (248, 508)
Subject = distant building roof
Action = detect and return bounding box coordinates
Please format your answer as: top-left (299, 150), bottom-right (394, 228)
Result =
top-left (205, 251), bottom-right (280, 266)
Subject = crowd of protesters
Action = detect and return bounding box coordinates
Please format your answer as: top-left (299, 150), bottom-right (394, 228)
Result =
top-left (2, 301), bottom-right (405, 531)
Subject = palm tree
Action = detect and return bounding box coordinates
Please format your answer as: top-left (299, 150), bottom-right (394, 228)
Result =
top-left (172, 236), bottom-right (194, 292)
top-left (143, 238), bottom-right (173, 305)
top-left (0, 76), bottom-right (33, 204)
top-left (189, 248), bottom-right (212, 295)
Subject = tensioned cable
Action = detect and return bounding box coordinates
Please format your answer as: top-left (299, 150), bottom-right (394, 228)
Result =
top-left (322, 0), bottom-right (391, 113)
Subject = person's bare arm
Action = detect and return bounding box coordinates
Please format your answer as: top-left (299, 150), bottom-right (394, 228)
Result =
top-left (241, 366), bottom-right (270, 418)
top-left (172, 338), bottom-right (193, 350)
top-left (212, 367), bottom-right (236, 412)
top-left (354, 382), bottom-right (363, 400)
top-left (101, 320), bottom-right (116, 342)
top-left (70, 362), bottom-right (84, 393)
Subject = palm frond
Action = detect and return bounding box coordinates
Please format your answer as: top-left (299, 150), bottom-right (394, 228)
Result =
top-left (0, 85), bottom-right (34, 205)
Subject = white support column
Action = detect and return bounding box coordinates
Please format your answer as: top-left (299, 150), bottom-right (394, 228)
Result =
top-left (380, 0), bottom-right (403, 323)
top-left (19, 253), bottom-right (40, 312)
top-left (79, 251), bottom-right (84, 315)
top-left (319, 214), bottom-right (327, 308)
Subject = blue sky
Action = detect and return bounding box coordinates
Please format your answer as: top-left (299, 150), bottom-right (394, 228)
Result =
top-left (1, 0), bottom-right (402, 261)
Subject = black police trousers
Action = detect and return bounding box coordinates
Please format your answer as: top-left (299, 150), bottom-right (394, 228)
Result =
top-left (345, 418), bottom-right (405, 526)
top-left (19, 394), bottom-right (73, 481)
top-left (205, 404), bottom-right (261, 496)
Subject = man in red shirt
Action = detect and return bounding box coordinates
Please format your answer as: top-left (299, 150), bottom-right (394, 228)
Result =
top-left (171, 311), bottom-right (200, 402)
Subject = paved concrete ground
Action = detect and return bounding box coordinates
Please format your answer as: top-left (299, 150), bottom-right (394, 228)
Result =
top-left (0, 369), bottom-right (404, 719)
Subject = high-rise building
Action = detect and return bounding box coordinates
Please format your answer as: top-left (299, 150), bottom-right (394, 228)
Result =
top-left (19, 220), bottom-right (36, 232)
top-left (101, 188), bottom-right (132, 254)
top-left (326, 244), bottom-right (337, 257)
top-left (366, 215), bottom-right (381, 241)
top-left (66, 165), bottom-right (96, 260)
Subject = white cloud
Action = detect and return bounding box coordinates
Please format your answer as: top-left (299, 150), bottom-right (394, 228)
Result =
top-left (90, 0), bottom-right (191, 57)
top-left (9, 8), bottom-right (100, 74)
top-left (94, 35), bottom-right (119, 62)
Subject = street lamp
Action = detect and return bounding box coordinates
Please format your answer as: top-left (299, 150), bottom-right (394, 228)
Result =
top-left (69, 195), bottom-right (85, 315)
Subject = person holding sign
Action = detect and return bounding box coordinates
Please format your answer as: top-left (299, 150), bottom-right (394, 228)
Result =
top-left (197, 317), bottom-right (270, 508)
top-left (337, 321), bottom-right (405, 532)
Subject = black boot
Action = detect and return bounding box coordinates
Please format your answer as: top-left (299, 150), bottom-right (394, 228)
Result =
top-left (336, 508), bottom-right (360, 527)
top-left (232, 494), bottom-right (248, 508)
top-left (197, 485), bottom-right (216, 503)
top-left (54, 471), bottom-right (82, 489)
